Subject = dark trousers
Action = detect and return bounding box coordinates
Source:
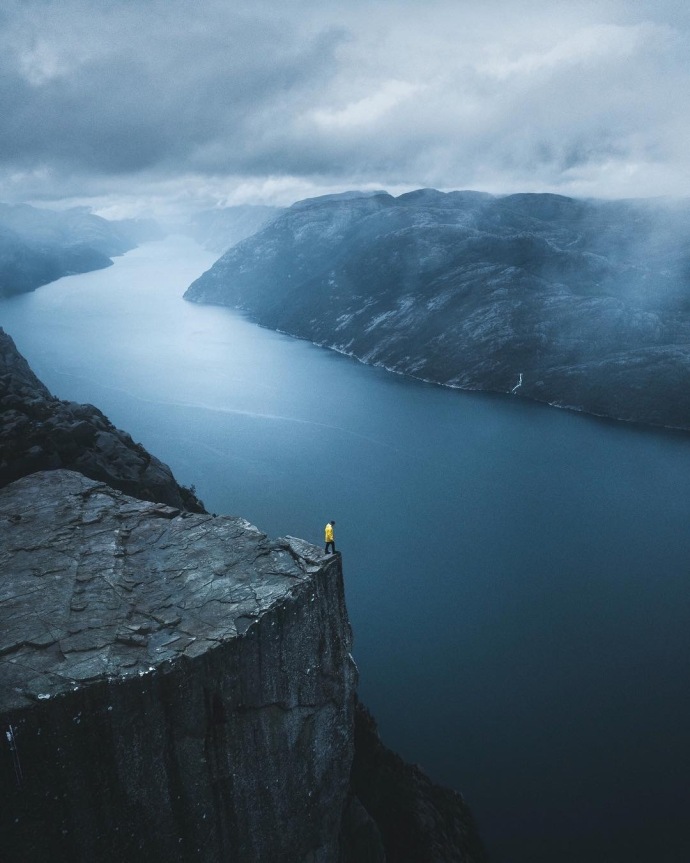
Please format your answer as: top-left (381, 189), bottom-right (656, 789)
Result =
top-left (325, 541), bottom-right (336, 554)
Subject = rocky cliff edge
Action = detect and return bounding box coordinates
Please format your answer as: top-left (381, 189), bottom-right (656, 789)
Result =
top-left (1, 470), bottom-right (356, 862)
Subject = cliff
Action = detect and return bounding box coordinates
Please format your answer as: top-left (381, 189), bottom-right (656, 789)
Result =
top-left (0, 470), bottom-right (356, 862)
top-left (0, 471), bottom-right (487, 863)
top-left (0, 328), bottom-right (205, 512)
top-left (185, 189), bottom-right (690, 431)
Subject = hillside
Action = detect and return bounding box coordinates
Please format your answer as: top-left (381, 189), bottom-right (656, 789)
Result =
top-left (186, 204), bottom-right (282, 253)
top-left (185, 189), bottom-right (690, 430)
top-left (0, 203), bottom-right (162, 298)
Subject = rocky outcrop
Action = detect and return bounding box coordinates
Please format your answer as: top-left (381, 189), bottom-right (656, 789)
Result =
top-left (0, 471), bottom-right (486, 863)
top-left (185, 189), bottom-right (690, 431)
top-left (0, 470), bottom-right (356, 862)
top-left (0, 328), bottom-right (205, 512)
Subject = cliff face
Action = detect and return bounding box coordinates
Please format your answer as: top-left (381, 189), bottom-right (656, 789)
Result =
top-left (0, 470), bottom-right (487, 863)
top-left (0, 328), bottom-right (205, 512)
top-left (1, 470), bottom-right (356, 862)
top-left (184, 189), bottom-right (690, 431)
top-left (347, 701), bottom-right (487, 863)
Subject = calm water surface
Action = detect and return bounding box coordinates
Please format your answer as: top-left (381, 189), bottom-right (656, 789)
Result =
top-left (2, 237), bottom-right (689, 863)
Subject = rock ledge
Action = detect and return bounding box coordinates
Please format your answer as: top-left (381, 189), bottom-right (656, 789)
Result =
top-left (1, 470), bottom-right (355, 863)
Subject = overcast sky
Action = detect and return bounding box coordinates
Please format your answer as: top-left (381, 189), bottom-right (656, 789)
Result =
top-left (2, 0), bottom-right (689, 216)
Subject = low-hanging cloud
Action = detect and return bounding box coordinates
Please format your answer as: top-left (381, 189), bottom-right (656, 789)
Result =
top-left (1, 0), bottom-right (690, 213)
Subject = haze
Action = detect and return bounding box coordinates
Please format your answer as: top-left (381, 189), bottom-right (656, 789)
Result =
top-left (2, 0), bottom-right (690, 217)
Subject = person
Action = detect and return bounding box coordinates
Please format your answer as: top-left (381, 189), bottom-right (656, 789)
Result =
top-left (324, 520), bottom-right (336, 555)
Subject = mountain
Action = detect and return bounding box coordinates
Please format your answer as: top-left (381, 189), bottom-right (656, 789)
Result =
top-left (185, 189), bottom-right (690, 431)
top-left (186, 204), bottom-right (282, 253)
top-left (0, 203), bottom-right (163, 298)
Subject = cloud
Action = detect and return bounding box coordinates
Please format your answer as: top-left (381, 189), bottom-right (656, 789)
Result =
top-left (310, 81), bottom-right (425, 130)
top-left (0, 1), bottom-right (346, 173)
top-left (1, 0), bottom-right (689, 212)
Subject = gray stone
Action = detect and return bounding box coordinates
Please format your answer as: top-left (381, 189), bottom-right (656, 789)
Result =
top-left (0, 470), bottom-right (356, 863)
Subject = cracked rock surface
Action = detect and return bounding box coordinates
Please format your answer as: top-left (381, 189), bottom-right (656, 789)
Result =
top-left (1, 469), bottom-right (355, 863)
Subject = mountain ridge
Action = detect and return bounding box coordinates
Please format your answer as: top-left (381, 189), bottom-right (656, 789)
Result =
top-left (184, 188), bottom-right (690, 431)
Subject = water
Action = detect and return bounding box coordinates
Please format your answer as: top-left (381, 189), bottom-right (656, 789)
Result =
top-left (2, 236), bottom-right (689, 863)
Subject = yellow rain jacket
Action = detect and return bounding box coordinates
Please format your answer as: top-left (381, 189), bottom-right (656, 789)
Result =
top-left (325, 523), bottom-right (334, 542)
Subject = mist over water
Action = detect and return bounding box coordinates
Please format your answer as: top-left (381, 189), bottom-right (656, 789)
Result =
top-left (2, 237), bottom-right (689, 863)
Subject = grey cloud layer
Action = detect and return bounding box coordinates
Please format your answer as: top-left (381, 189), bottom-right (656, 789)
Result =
top-left (1, 3), bottom-right (345, 174)
top-left (2, 0), bottom-right (689, 206)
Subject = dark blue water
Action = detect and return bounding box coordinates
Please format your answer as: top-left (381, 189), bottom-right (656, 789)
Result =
top-left (2, 237), bottom-right (689, 863)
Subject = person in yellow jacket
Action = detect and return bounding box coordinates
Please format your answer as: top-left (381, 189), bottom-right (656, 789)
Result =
top-left (324, 520), bottom-right (336, 555)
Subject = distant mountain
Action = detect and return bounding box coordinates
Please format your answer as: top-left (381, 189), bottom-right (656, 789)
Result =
top-left (187, 204), bottom-right (282, 253)
top-left (0, 203), bottom-right (163, 298)
top-left (185, 189), bottom-right (690, 431)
